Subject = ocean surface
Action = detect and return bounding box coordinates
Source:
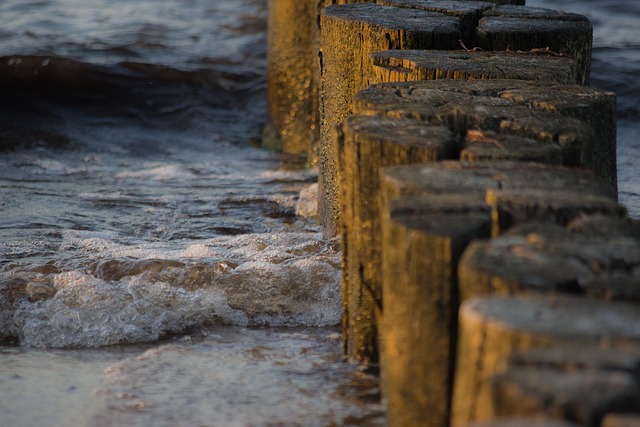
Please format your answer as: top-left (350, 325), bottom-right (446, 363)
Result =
top-left (0, 0), bottom-right (638, 425)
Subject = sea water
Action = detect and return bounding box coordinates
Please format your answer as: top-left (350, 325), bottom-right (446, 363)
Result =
top-left (0, 0), bottom-right (383, 425)
top-left (0, 0), bottom-right (638, 425)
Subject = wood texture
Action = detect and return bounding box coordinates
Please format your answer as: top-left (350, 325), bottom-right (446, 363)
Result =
top-left (370, 49), bottom-right (579, 85)
top-left (266, 0), bottom-right (372, 157)
top-left (603, 414), bottom-right (640, 427)
top-left (318, 3), bottom-right (461, 237)
top-left (477, 6), bottom-right (593, 85)
top-left (376, 0), bottom-right (494, 44)
top-left (380, 161), bottom-right (617, 217)
top-left (484, 346), bottom-right (640, 426)
top-left (459, 222), bottom-right (640, 304)
top-left (355, 80), bottom-right (617, 192)
top-left (377, 160), bottom-right (623, 427)
top-left (338, 115), bottom-right (458, 363)
top-left (381, 195), bottom-right (491, 427)
top-left (452, 295), bottom-right (640, 426)
top-left (468, 419), bottom-right (580, 427)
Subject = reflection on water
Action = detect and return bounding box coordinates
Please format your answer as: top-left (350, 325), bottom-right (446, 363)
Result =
top-left (1, 327), bottom-right (385, 426)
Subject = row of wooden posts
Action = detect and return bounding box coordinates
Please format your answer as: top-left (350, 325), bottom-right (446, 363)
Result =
top-left (266, 1), bottom-right (640, 427)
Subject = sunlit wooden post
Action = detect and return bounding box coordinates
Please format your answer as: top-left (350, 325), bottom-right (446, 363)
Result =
top-left (266, 0), bottom-right (372, 158)
top-left (318, 3), bottom-right (461, 238)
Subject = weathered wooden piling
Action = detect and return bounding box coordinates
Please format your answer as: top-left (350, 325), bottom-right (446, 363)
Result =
top-left (266, 1), bottom-right (638, 426)
top-left (355, 79), bottom-right (618, 192)
top-left (452, 295), bottom-right (640, 426)
top-left (381, 194), bottom-right (491, 427)
top-left (468, 420), bottom-right (581, 427)
top-left (376, 0), bottom-right (494, 45)
top-left (265, 0), bottom-right (316, 154)
top-left (370, 49), bottom-right (579, 84)
top-left (603, 414), bottom-right (640, 427)
top-left (382, 161), bottom-right (617, 204)
top-left (340, 77), bottom-right (616, 367)
top-left (476, 6), bottom-right (593, 85)
top-left (338, 115), bottom-right (458, 363)
top-left (318, 3), bottom-right (461, 237)
top-left (459, 221), bottom-right (640, 302)
top-left (377, 161), bottom-right (624, 427)
top-left (485, 189), bottom-right (626, 237)
top-left (485, 346), bottom-right (640, 425)
top-left (266, 0), bottom-right (371, 157)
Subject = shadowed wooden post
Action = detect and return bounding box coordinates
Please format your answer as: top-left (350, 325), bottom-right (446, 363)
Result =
top-left (318, 3), bottom-right (461, 238)
top-left (376, 0), bottom-right (494, 45)
top-left (603, 414), bottom-right (640, 427)
top-left (377, 161), bottom-right (626, 427)
top-left (380, 161), bottom-right (620, 238)
top-left (476, 6), bottom-right (593, 85)
top-left (354, 80), bottom-right (617, 192)
top-left (468, 420), bottom-right (581, 427)
top-left (452, 295), bottom-right (640, 427)
top-left (459, 221), bottom-right (640, 304)
top-left (491, 369), bottom-right (640, 426)
top-left (338, 116), bottom-right (458, 364)
top-left (499, 83), bottom-right (618, 194)
top-left (370, 49), bottom-right (579, 85)
top-left (484, 346), bottom-right (640, 425)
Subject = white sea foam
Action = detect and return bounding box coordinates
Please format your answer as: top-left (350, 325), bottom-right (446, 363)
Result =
top-left (2, 232), bottom-right (341, 348)
top-left (115, 163), bottom-right (185, 180)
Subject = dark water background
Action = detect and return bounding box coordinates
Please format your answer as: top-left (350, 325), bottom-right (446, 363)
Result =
top-left (0, 0), bottom-right (638, 425)
top-left (529, 0), bottom-right (640, 215)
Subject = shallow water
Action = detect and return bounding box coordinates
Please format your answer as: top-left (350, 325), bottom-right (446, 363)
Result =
top-left (1, 0), bottom-right (639, 425)
top-left (0, 0), bottom-right (339, 347)
top-left (1, 327), bottom-right (384, 426)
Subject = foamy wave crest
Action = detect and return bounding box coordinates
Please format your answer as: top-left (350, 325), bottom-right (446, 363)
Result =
top-left (0, 233), bottom-right (341, 348)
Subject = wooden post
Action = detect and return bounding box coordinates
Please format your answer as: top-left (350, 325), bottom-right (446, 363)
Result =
top-left (485, 189), bottom-right (626, 237)
top-left (459, 222), bottom-right (640, 304)
top-left (476, 6), bottom-right (593, 85)
top-left (355, 80), bottom-right (617, 192)
top-left (452, 295), bottom-right (640, 426)
top-left (377, 160), bottom-right (622, 427)
top-left (467, 419), bottom-right (581, 427)
top-left (499, 83), bottom-right (618, 194)
top-left (381, 161), bottom-right (616, 207)
top-left (376, 0), bottom-right (494, 45)
top-left (370, 49), bottom-right (579, 85)
top-left (265, 0), bottom-right (317, 154)
top-left (603, 414), bottom-right (640, 427)
top-left (489, 367), bottom-right (640, 427)
top-left (318, 3), bottom-right (461, 238)
top-left (266, 0), bottom-right (371, 157)
top-left (484, 345), bottom-right (640, 425)
top-left (338, 115), bottom-right (458, 363)
top-left (381, 195), bottom-right (491, 427)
